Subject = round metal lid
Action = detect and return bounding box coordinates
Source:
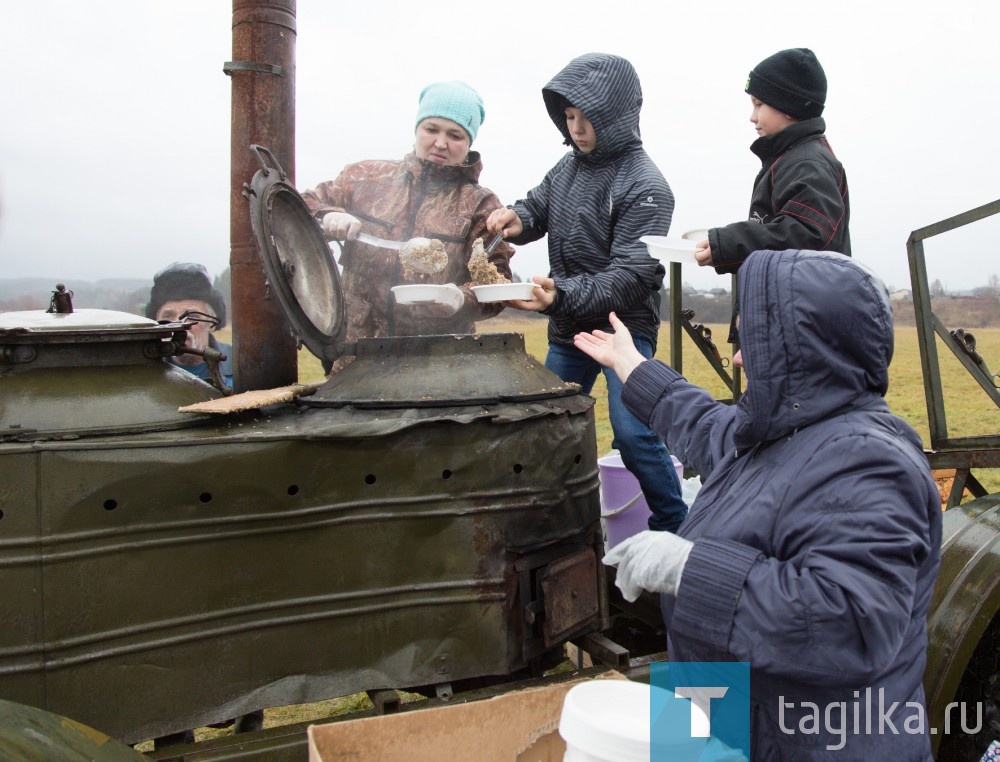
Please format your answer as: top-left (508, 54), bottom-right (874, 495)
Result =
top-left (0, 308), bottom-right (158, 332)
top-left (0, 302), bottom-right (190, 351)
top-left (245, 145), bottom-right (347, 367)
top-left (0, 302), bottom-right (222, 436)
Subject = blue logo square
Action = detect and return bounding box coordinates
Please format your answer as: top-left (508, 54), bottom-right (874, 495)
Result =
top-left (650, 662), bottom-right (750, 760)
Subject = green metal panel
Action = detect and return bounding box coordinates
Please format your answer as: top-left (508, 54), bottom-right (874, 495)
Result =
top-left (0, 451), bottom-right (45, 706)
top-left (1, 360), bottom-right (218, 438)
top-left (1, 397), bottom-right (602, 746)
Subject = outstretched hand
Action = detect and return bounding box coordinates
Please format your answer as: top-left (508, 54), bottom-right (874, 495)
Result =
top-left (573, 312), bottom-right (647, 384)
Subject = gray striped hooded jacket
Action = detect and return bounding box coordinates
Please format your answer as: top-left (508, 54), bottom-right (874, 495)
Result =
top-left (508, 53), bottom-right (673, 347)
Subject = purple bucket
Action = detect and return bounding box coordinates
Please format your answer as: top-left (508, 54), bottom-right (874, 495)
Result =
top-left (598, 452), bottom-right (683, 549)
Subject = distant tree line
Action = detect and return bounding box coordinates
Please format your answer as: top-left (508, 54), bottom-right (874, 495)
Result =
top-left (3, 269), bottom-right (999, 328)
top-left (930, 274), bottom-right (1000, 299)
top-left (0, 270), bottom-right (233, 319)
top-left (659, 289), bottom-right (734, 324)
top-left (892, 293), bottom-right (1000, 328)
top-left (0, 281), bottom-right (149, 314)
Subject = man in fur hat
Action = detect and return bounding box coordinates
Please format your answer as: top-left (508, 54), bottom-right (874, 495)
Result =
top-left (145, 262), bottom-right (233, 388)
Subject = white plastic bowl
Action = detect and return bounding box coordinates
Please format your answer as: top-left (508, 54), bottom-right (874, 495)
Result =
top-left (390, 284), bottom-right (462, 306)
top-left (471, 283), bottom-right (537, 302)
top-left (682, 228), bottom-right (710, 242)
top-left (640, 235), bottom-right (699, 264)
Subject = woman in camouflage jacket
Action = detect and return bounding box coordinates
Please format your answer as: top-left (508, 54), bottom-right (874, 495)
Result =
top-left (302, 81), bottom-right (513, 362)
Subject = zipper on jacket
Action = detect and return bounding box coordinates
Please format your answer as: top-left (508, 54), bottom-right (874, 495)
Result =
top-left (405, 170), bottom-right (430, 239)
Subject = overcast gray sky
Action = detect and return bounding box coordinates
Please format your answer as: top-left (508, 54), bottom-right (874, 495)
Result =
top-left (2, 1), bottom-right (999, 295)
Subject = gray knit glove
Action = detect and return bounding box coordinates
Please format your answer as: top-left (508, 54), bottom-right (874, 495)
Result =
top-left (603, 530), bottom-right (694, 601)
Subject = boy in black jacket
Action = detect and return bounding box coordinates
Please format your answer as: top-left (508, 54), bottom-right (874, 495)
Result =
top-left (695, 48), bottom-right (850, 274)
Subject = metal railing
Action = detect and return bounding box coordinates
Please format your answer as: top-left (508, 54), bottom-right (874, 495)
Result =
top-left (666, 263), bottom-right (743, 402)
top-left (908, 198), bottom-right (1000, 506)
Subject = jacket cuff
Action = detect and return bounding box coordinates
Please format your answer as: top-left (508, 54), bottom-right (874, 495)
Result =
top-left (622, 359), bottom-right (680, 424)
top-left (540, 287), bottom-right (561, 316)
top-left (671, 539), bottom-right (761, 650)
top-left (507, 205), bottom-right (535, 245)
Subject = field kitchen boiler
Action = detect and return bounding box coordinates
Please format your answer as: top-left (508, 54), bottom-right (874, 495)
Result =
top-left (0, 147), bottom-right (608, 746)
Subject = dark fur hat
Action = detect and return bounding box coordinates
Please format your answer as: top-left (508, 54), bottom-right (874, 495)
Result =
top-left (145, 262), bottom-right (227, 328)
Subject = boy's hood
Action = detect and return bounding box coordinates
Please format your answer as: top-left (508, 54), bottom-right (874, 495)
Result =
top-left (733, 250), bottom-right (894, 450)
top-left (542, 53), bottom-right (643, 160)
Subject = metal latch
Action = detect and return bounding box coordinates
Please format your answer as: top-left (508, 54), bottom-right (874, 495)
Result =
top-left (682, 309), bottom-right (728, 367)
top-left (951, 328), bottom-right (1000, 388)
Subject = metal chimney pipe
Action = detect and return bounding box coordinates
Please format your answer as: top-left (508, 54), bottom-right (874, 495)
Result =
top-left (227, 0), bottom-right (298, 392)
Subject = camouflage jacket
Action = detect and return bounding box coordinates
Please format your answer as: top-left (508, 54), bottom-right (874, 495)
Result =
top-left (302, 152), bottom-right (513, 352)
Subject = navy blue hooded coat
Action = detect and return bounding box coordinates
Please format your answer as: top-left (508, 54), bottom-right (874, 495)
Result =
top-left (623, 250), bottom-right (941, 760)
top-left (507, 53), bottom-right (672, 348)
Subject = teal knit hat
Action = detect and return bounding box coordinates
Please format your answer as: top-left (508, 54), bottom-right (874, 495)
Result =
top-left (414, 81), bottom-right (485, 143)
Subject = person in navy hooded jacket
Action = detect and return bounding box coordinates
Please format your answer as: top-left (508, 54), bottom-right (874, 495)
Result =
top-left (574, 250), bottom-right (940, 760)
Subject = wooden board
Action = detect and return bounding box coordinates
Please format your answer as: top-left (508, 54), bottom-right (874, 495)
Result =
top-left (178, 383), bottom-right (321, 414)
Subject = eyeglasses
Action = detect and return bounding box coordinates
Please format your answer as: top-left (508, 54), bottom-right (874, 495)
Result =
top-left (158, 309), bottom-right (220, 329)
top-left (180, 310), bottom-right (221, 329)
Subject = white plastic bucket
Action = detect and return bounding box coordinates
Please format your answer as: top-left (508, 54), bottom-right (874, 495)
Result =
top-left (598, 451), bottom-right (683, 549)
top-left (559, 681), bottom-right (651, 762)
top-left (559, 680), bottom-right (711, 762)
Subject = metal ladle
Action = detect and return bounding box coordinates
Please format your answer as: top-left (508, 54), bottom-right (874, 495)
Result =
top-left (327, 232), bottom-right (446, 274)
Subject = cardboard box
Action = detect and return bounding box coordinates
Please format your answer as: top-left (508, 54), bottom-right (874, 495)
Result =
top-left (307, 671), bottom-right (627, 762)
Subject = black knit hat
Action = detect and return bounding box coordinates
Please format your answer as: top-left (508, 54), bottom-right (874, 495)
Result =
top-left (145, 262), bottom-right (227, 328)
top-left (745, 48), bottom-right (826, 120)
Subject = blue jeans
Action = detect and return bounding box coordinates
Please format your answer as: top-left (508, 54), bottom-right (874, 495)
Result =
top-left (545, 338), bottom-right (688, 532)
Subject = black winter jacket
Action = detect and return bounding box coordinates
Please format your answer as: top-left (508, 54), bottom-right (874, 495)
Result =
top-left (710, 118), bottom-right (850, 274)
top-left (507, 53), bottom-right (672, 347)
